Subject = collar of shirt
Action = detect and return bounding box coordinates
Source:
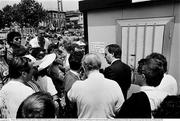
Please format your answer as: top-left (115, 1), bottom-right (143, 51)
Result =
top-left (140, 85), bottom-right (156, 92)
top-left (70, 70), bottom-right (79, 77)
top-left (111, 58), bottom-right (120, 65)
top-left (88, 70), bottom-right (104, 79)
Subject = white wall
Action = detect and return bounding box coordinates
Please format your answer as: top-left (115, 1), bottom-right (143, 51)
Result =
top-left (169, 23), bottom-right (180, 93)
top-left (88, 25), bottom-right (116, 69)
top-left (87, 2), bottom-right (180, 93)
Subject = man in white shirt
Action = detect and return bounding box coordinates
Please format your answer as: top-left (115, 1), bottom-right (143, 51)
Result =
top-left (146, 53), bottom-right (178, 95)
top-left (0, 57), bottom-right (35, 118)
top-left (68, 53), bottom-right (124, 119)
top-left (117, 58), bottom-right (167, 118)
top-left (29, 27), bottom-right (51, 52)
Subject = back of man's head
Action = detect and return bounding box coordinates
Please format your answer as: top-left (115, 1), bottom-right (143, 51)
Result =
top-left (69, 51), bottom-right (84, 71)
top-left (138, 58), bottom-right (164, 87)
top-left (146, 52), bottom-right (167, 73)
top-left (82, 53), bottom-right (101, 72)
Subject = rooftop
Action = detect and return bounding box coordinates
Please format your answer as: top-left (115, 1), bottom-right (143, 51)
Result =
top-left (79, 0), bottom-right (179, 12)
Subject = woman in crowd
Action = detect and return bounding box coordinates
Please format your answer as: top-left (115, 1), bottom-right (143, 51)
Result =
top-left (0, 39), bottom-right (9, 89)
top-left (6, 31), bottom-right (27, 61)
top-left (47, 43), bottom-right (66, 97)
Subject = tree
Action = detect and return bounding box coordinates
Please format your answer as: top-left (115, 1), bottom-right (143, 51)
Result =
top-left (0, 10), bottom-right (5, 29)
top-left (2, 5), bottom-right (14, 27)
top-left (17, 0), bottom-right (47, 27)
top-left (1, 0), bottom-right (47, 28)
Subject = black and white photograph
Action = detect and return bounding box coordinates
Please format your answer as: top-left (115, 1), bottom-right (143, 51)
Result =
top-left (0, 0), bottom-right (180, 119)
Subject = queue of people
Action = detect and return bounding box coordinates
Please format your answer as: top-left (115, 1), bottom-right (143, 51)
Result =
top-left (0, 27), bottom-right (179, 118)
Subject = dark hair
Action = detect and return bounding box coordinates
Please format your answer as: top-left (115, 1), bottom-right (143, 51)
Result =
top-left (7, 31), bottom-right (21, 46)
top-left (106, 44), bottom-right (122, 59)
top-left (9, 57), bottom-right (31, 79)
top-left (69, 51), bottom-right (84, 71)
top-left (138, 58), bottom-right (164, 87)
top-left (146, 53), bottom-right (167, 73)
top-left (63, 42), bottom-right (75, 54)
top-left (13, 47), bottom-right (27, 57)
top-left (47, 43), bottom-right (59, 54)
top-left (153, 95), bottom-right (180, 118)
top-left (31, 47), bottom-right (45, 59)
top-left (38, 67), bottom-right (48, 77)
top-left (16, 92), bottom-right (56, 118)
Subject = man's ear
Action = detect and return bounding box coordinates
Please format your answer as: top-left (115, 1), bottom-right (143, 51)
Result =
top-left (111, 53), bottom-right (114, 57)
top-left (21, 71), bottom-right (27, 78)
top-left (142, 74), bottom-right (146, 81)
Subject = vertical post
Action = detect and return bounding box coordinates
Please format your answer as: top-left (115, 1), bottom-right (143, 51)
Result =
top-left (143, 24), bottom-right (147, 58)
top-left (83, 12), bottom-right (88, 54)
top-left (57, 0), bottom-right (63, 30)
top-left (152, 24), bottom-right (156, 52)
top-left (127, 26), bottom-right (130, 65)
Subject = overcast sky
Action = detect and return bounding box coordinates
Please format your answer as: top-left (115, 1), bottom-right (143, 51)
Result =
top-left (0, 0), bottom-right (81, 11)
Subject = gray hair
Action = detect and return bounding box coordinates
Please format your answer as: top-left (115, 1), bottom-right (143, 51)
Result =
top-left (82, 53), bottom-right (101, 71)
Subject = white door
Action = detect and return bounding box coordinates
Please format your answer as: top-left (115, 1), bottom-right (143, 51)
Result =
top-left (117, 17), bottom-right (174, 70)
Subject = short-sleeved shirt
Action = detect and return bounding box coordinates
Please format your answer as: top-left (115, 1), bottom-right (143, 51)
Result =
top-left (37, 75), bottom-right (57, 96)
top-left (29, 37), bottom-right (51, 50)
top-left (68, 71), bottom-right (124, 118)
top-left (0, 81), bottom-right (35, 118)
top-left (156, 74), bottom-right (178, 95)
top-left (141, 86), bottom-right (168, 111)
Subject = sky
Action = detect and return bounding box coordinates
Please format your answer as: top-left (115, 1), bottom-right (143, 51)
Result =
top-left (0, 0), bottom-right (81, 11)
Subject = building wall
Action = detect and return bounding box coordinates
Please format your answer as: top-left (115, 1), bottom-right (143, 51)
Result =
top-left (169, 3), bottom-right (180, 93)
top-left (87, 3), bottom-right (180, 93)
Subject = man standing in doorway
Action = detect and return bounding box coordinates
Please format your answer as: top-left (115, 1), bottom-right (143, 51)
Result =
top-left (104, 44), bottom-right (131, 100)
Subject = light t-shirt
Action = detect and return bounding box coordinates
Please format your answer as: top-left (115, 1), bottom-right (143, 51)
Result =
top-left (156, 74), bottom-right (178, 95)
top-left (0, 81), bottom-right (35, 118)
top-left (68, 71), bottom-right (124, 118)
top-left (141, 86), bottom-right (168, 111)
top-left (29, 37), bottom-right (51, 50)
top-left (37, 75), bottom-right (57, 96)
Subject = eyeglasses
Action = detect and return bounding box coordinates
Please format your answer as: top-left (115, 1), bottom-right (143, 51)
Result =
top-left (14, 37), bottom-right (21, 41)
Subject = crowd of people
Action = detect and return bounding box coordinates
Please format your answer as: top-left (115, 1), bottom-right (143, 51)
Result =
top-left (0, 26), bottom-right (179, 118)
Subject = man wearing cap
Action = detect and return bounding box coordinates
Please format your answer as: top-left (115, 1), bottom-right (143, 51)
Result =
top-left (23, 54), bottom-right (41, 92)
top-left (34, 53), bottom-right (57, 96)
